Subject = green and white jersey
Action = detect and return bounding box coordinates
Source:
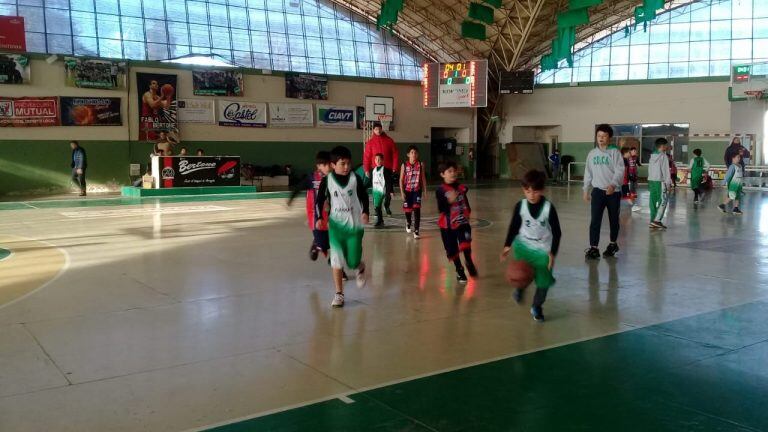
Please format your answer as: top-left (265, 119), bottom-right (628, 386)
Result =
top-left (517, 199), bottom-right (552, 252)
top-left (372, 166), bottom-right (386, 194)
top-left (327, 172), bottom-right (364, 232)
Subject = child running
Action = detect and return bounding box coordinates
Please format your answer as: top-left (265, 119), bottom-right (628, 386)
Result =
top-left (436, 161), bottom-right (477, 283)
top-left (371, 153), bottom-right (394, 227)
top-left (628, 147), bottom-right (642, 211)
top-left (719, 153), bottom-right (744, 215)
top-left (648, 138), bottom-right (672, 230)
top-left (583, 124), bottom-right (625, 259)
top-left (688, 149), bottom-right (710, 204)
top-left (620, 147), bottom-right (638, 210)
top-left (400, 145), bottom-right (427, 239)
top-left (500, 170), bottom-right (562, 322)
top-left (315, 146), bottom-right (369, 308)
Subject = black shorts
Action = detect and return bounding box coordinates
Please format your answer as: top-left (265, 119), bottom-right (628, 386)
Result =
top-left (440, 225), bottom-right (472, 259)
top-left (403, 190), bottom-right (422, 212)
top-left (313, 229), bottom-right (330, 253)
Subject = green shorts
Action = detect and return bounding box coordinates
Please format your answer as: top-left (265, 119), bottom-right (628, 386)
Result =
top-left (373, 189), bottom-right (385, 208)
top-left (513, 239), bottom-right (555, 290)
top-left (329, 227), bottom-right (364, 270)
top-left (727, 182), bottom-right (743, 201)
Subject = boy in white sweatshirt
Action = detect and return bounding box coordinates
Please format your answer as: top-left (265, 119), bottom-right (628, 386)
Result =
top-left (648, 138), bottom-right (672, 229)
top-left (583, 124), bottom-right (625, 259)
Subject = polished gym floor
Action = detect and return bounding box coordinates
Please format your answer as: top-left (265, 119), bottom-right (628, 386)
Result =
top-left (0, 184), bottom-right (766, 431)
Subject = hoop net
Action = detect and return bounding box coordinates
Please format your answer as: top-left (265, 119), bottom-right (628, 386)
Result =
top-left (744, 89), bottom-right (765, 101)
top-left (376, 114), bottom-right (392, 132)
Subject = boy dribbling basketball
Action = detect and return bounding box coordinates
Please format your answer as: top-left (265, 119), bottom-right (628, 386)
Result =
top-left (500, 170), bottom-right (562, 322)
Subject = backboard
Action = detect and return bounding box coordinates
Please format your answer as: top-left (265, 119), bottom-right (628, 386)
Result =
top-left (730, 62), bottom-right (768, 101)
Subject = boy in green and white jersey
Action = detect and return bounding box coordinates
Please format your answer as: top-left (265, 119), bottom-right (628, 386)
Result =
top-left (648, 138), bottom-right (672, 230)
top-left (371, 153), bottom-right (394, 227)
top-left (719, 153), bottom-right (744, 215)
top-left (315, 146), bottom-right (370, 308)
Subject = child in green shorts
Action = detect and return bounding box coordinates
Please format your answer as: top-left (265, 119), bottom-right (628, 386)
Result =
top-left (315, 146), bottom-right (370, 308)
top-left (371, 153), bottom-right (394, 227)
top-left (500, 170), bottom-right (562, 322)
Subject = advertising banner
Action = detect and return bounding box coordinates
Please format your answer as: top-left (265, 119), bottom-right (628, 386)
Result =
top-left (269, 103), bottom-right (313, 127)
top-left (0, 17), bottom-right (26, 52)
top-left (64, 57), bottom-right (126, 89)
top-left (218, 100), bottom-right (267, 127)
top-left (0, 97), bottom-right (60, 127)
top-left (192, 70), bottom-right (244, 96)
top-left (0, 53), bottom-right (30, 84)
top-left (137, 73), bottom-right (178, 141)
top-left (285, 73), bottom-right (328, 100)
top-left (178, 99), bottom-right (215, 124)
top-left (317, 105), bottom-right (356, 128)
top-left (60, 97), bottom-right (122, 126)
top-left (153, 156), bottom-right (240, 188)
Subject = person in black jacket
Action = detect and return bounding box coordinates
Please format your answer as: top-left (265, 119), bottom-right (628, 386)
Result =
top-left (70, 141), bottom-right (87, 196)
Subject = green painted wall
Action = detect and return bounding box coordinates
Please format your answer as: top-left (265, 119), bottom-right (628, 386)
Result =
top-left (0, 140), bottom-right (432, 196)
top-left (689, 140), bottom-right (728, 164)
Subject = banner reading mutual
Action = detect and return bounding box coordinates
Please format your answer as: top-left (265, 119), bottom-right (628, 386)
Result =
top-left (0, 97), bottom-right (60, 127)
top-left (218, 100), bottom-right (267, 127)
top-left (317, 105), bottom-right (356, 129)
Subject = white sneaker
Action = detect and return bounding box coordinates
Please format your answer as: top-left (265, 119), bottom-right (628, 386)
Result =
top-left (413, 231), bottom-right (420, 239)
top-left (331, 293), bottom-right (344, 308)
top-left (631, 205), bottom-right (642, 212)
top-left (355, 263), bottom-right (367, 288)
top-left (406, 225), bottom-right (412, 234)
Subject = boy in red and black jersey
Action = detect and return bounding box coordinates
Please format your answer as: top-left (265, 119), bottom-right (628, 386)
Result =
top-left (399, 145), bottom-right (427, 238)
top-left (288, 151), bottom-right (332, 260)
top-left (435, 161), bottom-right (477, 283)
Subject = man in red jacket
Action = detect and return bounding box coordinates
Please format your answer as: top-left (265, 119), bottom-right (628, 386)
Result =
top-left (363, 123), bottom-right (399, 178)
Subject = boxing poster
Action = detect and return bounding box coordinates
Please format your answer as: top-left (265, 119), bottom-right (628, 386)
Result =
top-left (137, 73), bottom-right (178, 142)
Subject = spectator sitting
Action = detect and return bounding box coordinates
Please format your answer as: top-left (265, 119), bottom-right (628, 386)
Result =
top-left (196, 148), bottom-right (205, 156)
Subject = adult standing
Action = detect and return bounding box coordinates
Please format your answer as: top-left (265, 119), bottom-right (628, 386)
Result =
top-left (724, 137), bottom-right (745, 168)
top-left (363, 122), bottom-right (399, 178)
top-left (70, 141), bottom-right (87, 196)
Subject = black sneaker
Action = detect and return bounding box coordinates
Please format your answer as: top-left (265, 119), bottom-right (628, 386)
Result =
top-left (585, 247), bottom-right (600, 260)
top-left (733, 207), bottom-right (743, 215)
top-left (456, 268), bottom-right (468, 284)
top-left (385, 207), bottom-right (392, 216)
top-left (531, 306), bottom-right (545, 322)
top-left (374, 220), bottom-right (384, 227)
top-left (341, 271), bottom-right (349, 281)
top-left (309, 244), bottom-right (319, 261)
top-left (513, 288), bottom-right (523, 304)
top-left (603, 243), bottom-right (619, 258)
top-left (718, 204), bottom-right (727, 213)
top-left (466, 262), bottom-right (478, 277)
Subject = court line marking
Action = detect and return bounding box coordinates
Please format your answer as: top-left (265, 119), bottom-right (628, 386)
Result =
top-left (0, 236), bottom-right (70, 311)
top-left (337, 395), bottom-right (355, 404)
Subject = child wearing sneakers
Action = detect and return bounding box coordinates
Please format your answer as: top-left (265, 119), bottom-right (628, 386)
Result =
top-left (583, 124), bottom-right (625, 259)
top-left (620, 147), bottom-right (639, 210)
top-left (436, 161), bottom-right (477, 283)
top-left (688, 149), bottom-right (710, 204)
top-left (648, 138), bottom-right (672, 230)
top-left (400, 145), bottom-right (427, 238)
top-left (500, 170), bottom-right (562, 322)
top-left (628, 147), bottom-right (642, 202)
top-left (719, 153), bottom-right (744, 215)
top-left (315, 146), bottom-right (369, 308)
top-left (288, 151), bottom-right (332, 261)
top-left (371, 153), bottom-right (394, 227)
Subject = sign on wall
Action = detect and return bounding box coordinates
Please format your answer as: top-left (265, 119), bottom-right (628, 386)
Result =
top-left (317, 105), bottom-right (356, 128)
top-left (218, 100), bottom-right (267, 127)
top-left (178, 99), bottom-right (215, 124)
top-left (154, 156), bottom-right (241, 188)
top-left (285, 73), bottom-right (328, 100)
top-left (192, 70), bottom-right (244, 96)
top-left (269, 103), bottom-right (314, 127)
top-left (0, 97), bottom-right (60, 127)
top-left (136, 73), bottom-right (178, 142)
top-left (0, 53), bottom-right (30, 84)
top-left (0, 17), bottom-right (26, 52)
top-left (60, 97), bottom-right (122, 126)
top-left (64, 58), bottom-right (126, 89)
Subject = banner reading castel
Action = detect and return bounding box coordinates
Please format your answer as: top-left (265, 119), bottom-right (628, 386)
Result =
top-left (0, 97), bottom-right (60, 127)
top-left (137, 73), bottom-right (178, 142)
top-left (0, 17), bottom-right (26, 52)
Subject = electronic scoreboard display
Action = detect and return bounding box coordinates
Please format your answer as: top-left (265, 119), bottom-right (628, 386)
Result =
top-left (422, 60), bottom-right (488, 108)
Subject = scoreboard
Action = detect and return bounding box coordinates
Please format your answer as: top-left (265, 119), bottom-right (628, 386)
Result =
top-left (422, 60), bottom-right (488, 108)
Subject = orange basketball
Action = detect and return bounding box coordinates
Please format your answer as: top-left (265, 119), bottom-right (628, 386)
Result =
top-left (161, 83), bottom-right (174, 97)
top-left (506, 260), bottom-right (534, 289)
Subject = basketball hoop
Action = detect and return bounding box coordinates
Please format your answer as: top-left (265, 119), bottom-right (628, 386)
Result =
top-left (744, 89), bottom-right (765, 101)
top-left (376, 114), bottom-right (393, 132)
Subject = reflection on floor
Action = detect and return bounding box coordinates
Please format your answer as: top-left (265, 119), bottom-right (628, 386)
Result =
top-left (0, 185), bottom-right (766, 431)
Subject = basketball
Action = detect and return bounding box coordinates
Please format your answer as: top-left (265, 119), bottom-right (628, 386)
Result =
top-left (161, 83), bottom-right (174, 97)
top-left (506, 260), bottom-right (534, 289)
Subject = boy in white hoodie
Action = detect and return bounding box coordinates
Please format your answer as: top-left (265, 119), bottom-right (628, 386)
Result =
top-left (648, 138), bottom-right (672, 229)
top-left (583, 124), bottom-right (625, 259)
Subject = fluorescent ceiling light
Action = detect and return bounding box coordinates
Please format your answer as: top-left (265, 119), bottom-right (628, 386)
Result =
top-left (162, 54), bottom-right (236, 68)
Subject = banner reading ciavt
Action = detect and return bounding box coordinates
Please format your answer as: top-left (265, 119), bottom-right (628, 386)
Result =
top-left (218, 100), bottom-right (267, 127)
top-left (137, 73), bottom-right (178, 141)
top-left (317, 105), bottom-right (356, 128)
